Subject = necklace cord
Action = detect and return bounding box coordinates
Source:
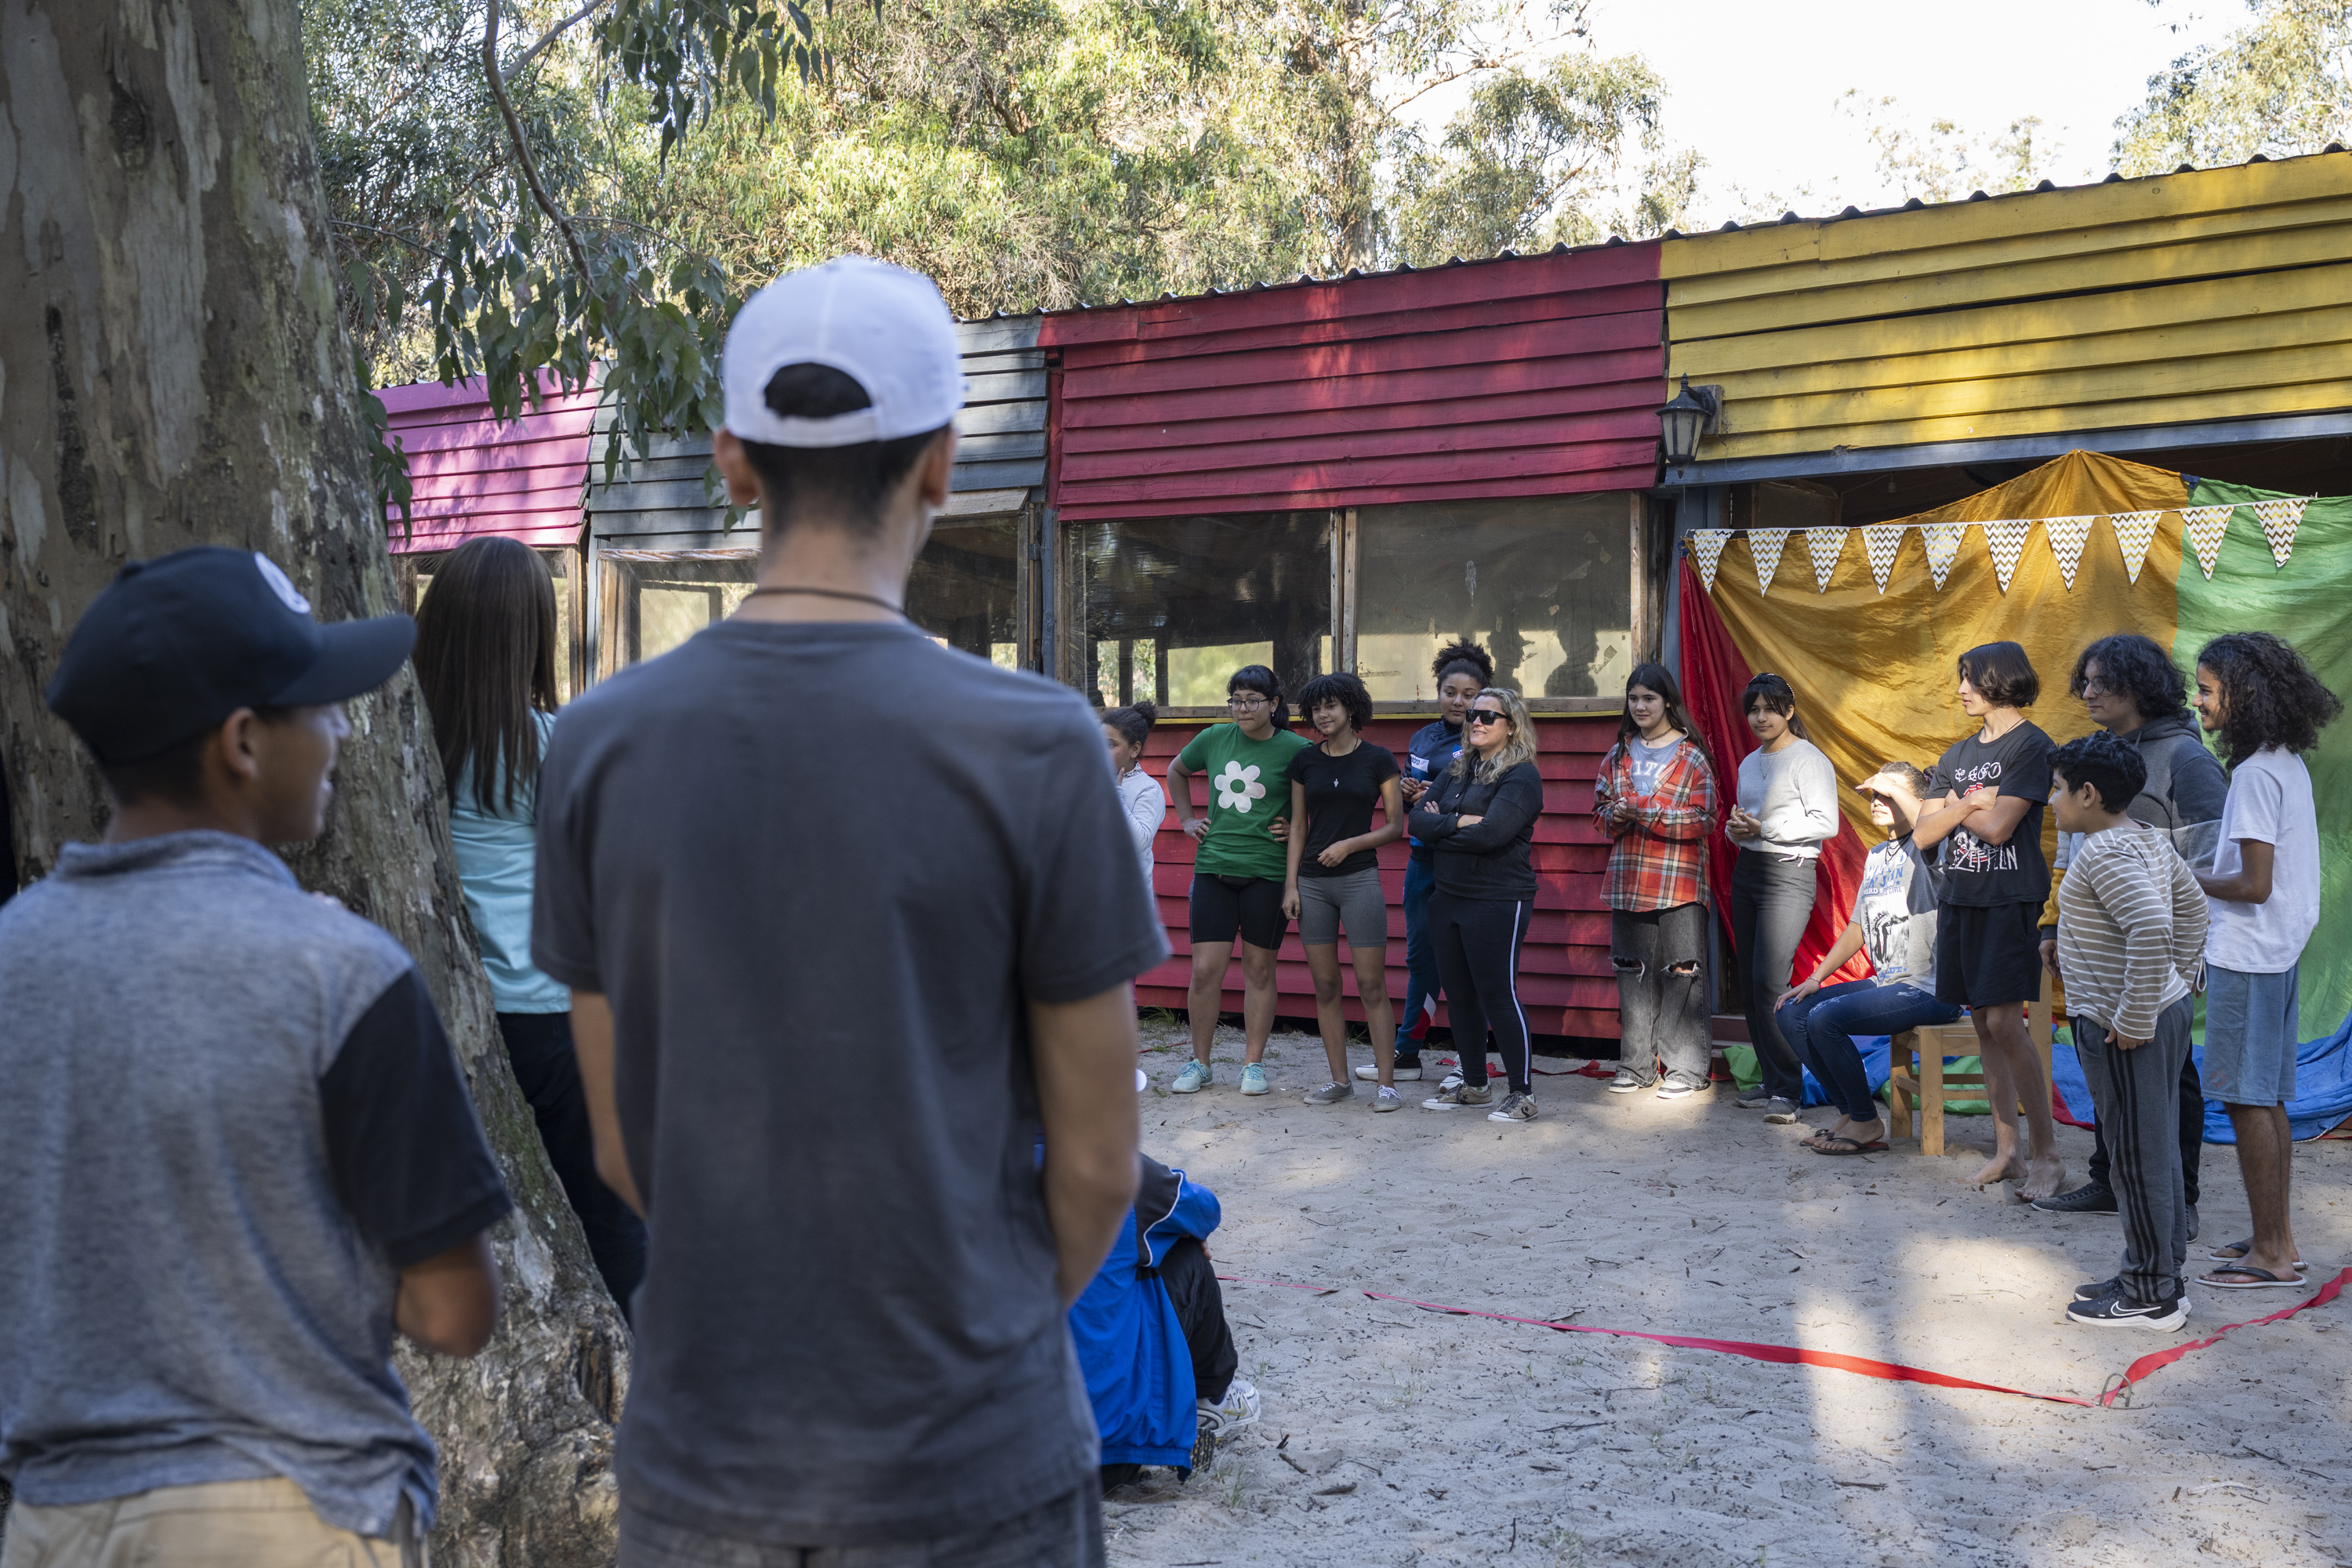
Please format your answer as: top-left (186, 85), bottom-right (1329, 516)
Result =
top-left (742, 585), bottom-right (907, 617)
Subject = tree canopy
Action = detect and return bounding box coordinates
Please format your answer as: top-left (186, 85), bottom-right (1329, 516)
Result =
top-left (306, 0), bottom-right (1686, 503)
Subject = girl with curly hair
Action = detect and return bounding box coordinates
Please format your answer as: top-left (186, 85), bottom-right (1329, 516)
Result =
top-left (2190, 632), bottom-right (2343, 1292)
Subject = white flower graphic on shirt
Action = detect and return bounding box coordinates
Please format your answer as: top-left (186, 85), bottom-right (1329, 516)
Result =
top-left (1214, 760), bottom-right (1266, 814)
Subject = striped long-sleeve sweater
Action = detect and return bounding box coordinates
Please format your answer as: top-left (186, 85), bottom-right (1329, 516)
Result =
top-left (2054, 824), bottom-right (2209, 1040)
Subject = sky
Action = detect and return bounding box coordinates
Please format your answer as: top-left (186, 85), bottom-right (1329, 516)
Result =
top-left (1577, 0), bottom-right (2252, 224)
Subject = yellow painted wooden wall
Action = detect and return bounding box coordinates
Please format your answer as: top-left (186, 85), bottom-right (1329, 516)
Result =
top-left (1661, 154), bottom-right (2352, 463)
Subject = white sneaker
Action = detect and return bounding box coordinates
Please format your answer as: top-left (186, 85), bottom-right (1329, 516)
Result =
top-left (1198, 1377), bottom-right (1261, 1436)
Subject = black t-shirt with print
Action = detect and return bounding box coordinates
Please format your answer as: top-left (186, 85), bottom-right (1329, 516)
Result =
top-left (1286, 741), bottom-right (1400, 877)
top-left (1929, 720), bottom-right (2054, 908)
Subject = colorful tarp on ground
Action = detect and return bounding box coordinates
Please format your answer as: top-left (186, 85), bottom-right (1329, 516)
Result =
top-left (1680, 451), bottom-right (2352, 1134)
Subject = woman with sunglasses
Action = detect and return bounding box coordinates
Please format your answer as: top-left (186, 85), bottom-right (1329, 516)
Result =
top-left (1166, 666), bottom-right (1310, 1096)
top-left (1409, 688), bottom-right (1546, 1123)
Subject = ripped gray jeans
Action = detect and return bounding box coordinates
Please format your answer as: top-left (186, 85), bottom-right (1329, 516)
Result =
top-left (1610, 902), bottom-right (1711, 1087)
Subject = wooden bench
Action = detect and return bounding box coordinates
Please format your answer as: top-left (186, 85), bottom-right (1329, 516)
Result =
top-left (1885, 975), bottom-right (2057, 1156)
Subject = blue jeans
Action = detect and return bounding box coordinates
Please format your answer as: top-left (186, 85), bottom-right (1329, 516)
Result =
top-left (1777, 980), bottom-right (1960, 1122)
top-left (1395, 855), bottom-right (1440, 1058)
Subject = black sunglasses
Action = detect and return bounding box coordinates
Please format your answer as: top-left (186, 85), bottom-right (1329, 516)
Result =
top-left (1466, 709), bottom-right (1509, 727)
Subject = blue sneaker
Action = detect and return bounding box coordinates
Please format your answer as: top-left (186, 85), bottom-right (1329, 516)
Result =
top-left (1240, 1063), bottom-right (1270, 1096)
top-left (1172, 1059), bottom-right (1211, 1094)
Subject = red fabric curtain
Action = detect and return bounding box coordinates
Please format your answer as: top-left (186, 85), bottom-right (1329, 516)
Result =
top-left (1676, 565), bottom-right (1872, 988)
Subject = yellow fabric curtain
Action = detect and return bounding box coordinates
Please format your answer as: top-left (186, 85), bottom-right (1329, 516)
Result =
top-left (1700, 452), bottom-right (2190, 855)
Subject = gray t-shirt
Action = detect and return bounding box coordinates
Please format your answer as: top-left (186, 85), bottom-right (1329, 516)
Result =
top-left (1627, 734), bottom-right (1681, 797)
top-left (532, 619), bottom-right (1169, 1547)
top-left (0, 833), bottom-right (510, 1536)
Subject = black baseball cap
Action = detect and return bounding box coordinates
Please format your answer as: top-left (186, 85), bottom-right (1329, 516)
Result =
top-left (45, 546), bottom-right (417, 764)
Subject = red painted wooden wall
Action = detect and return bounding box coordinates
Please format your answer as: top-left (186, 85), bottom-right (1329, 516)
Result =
top-left (1134, 714), bottom-right (1624, 1041)
top-left (378, 377), bottom-right (601, 554)
top-left (1038, 245), bottom-right (1665, 520)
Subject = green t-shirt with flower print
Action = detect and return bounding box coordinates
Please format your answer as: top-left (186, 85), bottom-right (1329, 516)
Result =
top-left (1174, 723), bottom-right (1312, 880)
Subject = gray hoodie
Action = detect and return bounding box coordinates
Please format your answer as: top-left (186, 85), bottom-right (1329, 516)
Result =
top-left (2044, 710), bottom-right (2229, 932)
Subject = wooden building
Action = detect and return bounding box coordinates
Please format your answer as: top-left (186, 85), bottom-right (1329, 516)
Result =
top-left (1658, 151), bottom-right (2352, 556)
top-left (1042, 243), bottom-right (1673, 1040)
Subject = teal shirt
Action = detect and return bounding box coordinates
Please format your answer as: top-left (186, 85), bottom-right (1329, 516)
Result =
top-left (1174, 723), bottom-right (1312, 880)
top-left (449, 710), bottom-right (571, 1013)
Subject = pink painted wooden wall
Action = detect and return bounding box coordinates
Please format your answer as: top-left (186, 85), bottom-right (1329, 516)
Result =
top-left (376, 377), bottom-right (601, 554)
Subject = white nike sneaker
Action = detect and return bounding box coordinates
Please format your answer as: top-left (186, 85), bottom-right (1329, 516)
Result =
top-left (1198, 1377), bottom-right (1261, 1436)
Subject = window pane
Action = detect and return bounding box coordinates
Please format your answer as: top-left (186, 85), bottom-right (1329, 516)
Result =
top-left (909, 517), bottom-right (1021, 664)
top-left (1079, 512), bottom-right (1333, 709)
top-left (1354, 495), bottom-right (1633, 701)
top-left (604, 554), bottom-right (757, 665)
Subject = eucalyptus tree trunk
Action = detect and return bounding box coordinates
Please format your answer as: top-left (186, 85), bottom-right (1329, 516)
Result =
top-left (0, 4), bottom-right (626, 1562)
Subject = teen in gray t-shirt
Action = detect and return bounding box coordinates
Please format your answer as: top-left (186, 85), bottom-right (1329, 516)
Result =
top-left (532, 619), bottom-right (1168, 1547)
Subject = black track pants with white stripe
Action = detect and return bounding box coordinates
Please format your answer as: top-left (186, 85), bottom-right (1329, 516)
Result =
top-left (1428, 890), bottom-right (1537, 1095)
top-left (2075, 998), bottom-right (2196, 1305)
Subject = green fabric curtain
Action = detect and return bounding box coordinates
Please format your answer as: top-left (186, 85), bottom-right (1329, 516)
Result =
top-left (2171, 479), bottom-right (2352, 1037)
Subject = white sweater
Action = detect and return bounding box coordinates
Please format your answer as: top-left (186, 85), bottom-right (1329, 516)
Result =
top-left (1734, 739), bottom-right (1838, 858)
top-left (1117, 767), bottom-right (1167, 896)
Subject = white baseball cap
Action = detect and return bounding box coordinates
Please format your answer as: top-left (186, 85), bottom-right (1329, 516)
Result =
top-left (720, 256), bottom-right (965, 448)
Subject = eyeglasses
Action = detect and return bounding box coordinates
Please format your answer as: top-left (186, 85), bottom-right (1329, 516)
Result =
top-left (2080, 679), bottom-right (2113, 699)
top-left (1466, 710), bottom-right (1509, 728)
top-left (1227, 695), bottom-right (1270, 710)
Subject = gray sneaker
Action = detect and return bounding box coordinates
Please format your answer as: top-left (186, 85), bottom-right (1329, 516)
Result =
top-left (1421, 1080), bottom-right (1493, 1110)
top-left (1303, 1081), bottom-right (1354, 1105)
top-left (1759, 1098), bottom-right (1801, 1123)
top-left (1487, 1091), bottom-right (1537, 1123)
top-left (1373, 1086), bottom-right (1403, 1113)
top-left (1733, 1090), bottom-right (1781, 1110)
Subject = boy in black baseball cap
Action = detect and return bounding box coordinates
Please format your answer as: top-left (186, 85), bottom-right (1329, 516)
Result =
top-left (0, 547), bottom-right (511, 1566)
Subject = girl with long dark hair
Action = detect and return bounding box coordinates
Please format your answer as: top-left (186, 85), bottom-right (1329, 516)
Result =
top-left (1165, 665), bottom-right (1310, 1096)
top-left (1594, 662), bottom-right (1719, 1098)
top-left (412, 537), bottom-right (648, 1316)
top-left (1725, 672), bottom-right (1838, 1121)
top-left (1410, 688), bottom-right (1546, 1123)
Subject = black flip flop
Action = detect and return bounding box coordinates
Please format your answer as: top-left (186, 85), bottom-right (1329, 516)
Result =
top-left (2198, 1265), bottom-right (2307, 1290)
top-left (2206, 1240), bottom-right (2307, 1270)
top-left (1809, 1135), bottom-right (1888, 1156)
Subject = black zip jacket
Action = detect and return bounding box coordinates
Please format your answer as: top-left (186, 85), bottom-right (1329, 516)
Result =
top-left (1407, 759), bottom-right (1544, 900)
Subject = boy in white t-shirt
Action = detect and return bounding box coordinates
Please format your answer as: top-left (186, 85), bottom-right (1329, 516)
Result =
top-left (2188, 633), bottom-right (2342, 1294)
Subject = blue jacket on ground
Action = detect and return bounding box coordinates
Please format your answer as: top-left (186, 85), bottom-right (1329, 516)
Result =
top-left (1067, 1157), bottom-right (1221, 1468)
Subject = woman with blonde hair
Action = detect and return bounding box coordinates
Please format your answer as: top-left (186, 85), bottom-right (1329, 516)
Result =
top-left (413, 536), bottom-right (647, 1317)
top-left (1407, 687), bottom-right (1547, 1123)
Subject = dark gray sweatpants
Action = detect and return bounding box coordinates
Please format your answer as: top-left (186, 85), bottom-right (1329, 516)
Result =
top-left (2074, 998), bottom-right (2194, 1306)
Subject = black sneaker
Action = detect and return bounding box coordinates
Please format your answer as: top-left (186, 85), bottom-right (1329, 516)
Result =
top-left (2065, 1290), bottom-right (2187, 1331)
top-left (2073, 1276), bottom-right (2121, 1301)
top-left (2032, 1181), bottom-right (2118, 1215)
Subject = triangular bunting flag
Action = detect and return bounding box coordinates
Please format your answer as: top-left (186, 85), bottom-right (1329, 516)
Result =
top-left (2044, 515), bottom-right (2095, 590)
top-left (2252, 497), bottom-right (2306, 568)
top-left (1804, 527), bottom-right (1847, 592)
top-left (1919, 522), bottom-right (1965, 590)
top-left (1861, 524), bottom-right (1906, 593)
top-left (1688, 529), bottom-right (1733, 593)
top-left (1983, 518), bottom-right (2034, 593)
top-left (2181, 504), bottom-right (2234, 580)
top-left (2108, 510), bottom-right (2162, 585)
top-left (1748, 528), bottom-right (1791, 596)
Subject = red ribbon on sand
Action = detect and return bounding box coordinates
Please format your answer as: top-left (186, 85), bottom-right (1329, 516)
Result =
top-left (1217, 1267), bottom-right (2351, 1410)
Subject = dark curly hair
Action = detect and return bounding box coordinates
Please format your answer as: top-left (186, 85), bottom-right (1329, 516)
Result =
top-left (1957, 641), bottom-right (2040, 709)
top-left (1103, 700), bottom-right (1157, 751)
top-left (2194, 631), bottom-right (2344, 767)
top-left (2071, 632), bottom-right (2187, 723)
top-left (1432, 640), bottom-right (1494, 689)
top-left (1296, 671), bottom-right (1374, 732)
top-left (2050, 728), bottom-right (2147, 814)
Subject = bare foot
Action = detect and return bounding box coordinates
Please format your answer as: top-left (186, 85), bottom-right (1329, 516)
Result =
top-left (2017, 1154), bottom-right (2066, 1203)
top-left (1962, 1152), bottom-right (2024, 1187)
top-left (1802, 1116), bottom-right (1853, 1150)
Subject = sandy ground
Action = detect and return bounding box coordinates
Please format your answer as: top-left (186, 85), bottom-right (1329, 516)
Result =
top-left (1105, 1022), bottom-right (2352, 1568)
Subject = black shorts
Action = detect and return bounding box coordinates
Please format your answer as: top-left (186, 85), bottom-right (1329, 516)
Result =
top-left (1935, 900), bottom-right (2044, 1008)
top-left (1189, 873), bottom-right (1288, 950)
